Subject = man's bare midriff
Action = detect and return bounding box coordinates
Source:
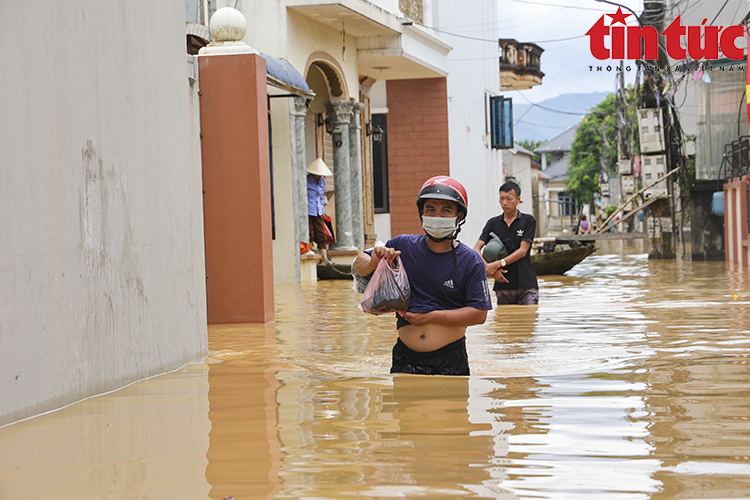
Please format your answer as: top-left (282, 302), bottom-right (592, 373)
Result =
top-left (398, 324), bottom-right (467, 352)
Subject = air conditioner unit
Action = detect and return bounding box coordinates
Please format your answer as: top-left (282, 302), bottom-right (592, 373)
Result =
top-left (621, 174), bottom-right (635, 194)
top-left (637, 108), bottom-right (665, 153)
top-left (642, 154), bottom-right (667, 198)
top-left (618, 158), bottom-right (632, 175)
top-left (601, 182), bottom-right (609, 196)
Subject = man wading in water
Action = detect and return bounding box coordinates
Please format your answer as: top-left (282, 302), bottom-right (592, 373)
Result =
top-left (352, 176), bottom-right (492, 375)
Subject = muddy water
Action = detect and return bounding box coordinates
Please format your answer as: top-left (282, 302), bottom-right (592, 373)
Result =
top-left (3, 241), bottom-right (750, 499)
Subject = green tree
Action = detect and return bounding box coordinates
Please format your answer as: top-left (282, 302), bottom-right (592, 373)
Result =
top-left (516, 138), bottom-right (546, 165)
top-left (566, 93), bottom-right (619, 205)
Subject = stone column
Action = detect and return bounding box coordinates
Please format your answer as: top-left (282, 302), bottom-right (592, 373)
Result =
top-left (289, 96), bottom-right (309, 246)
top-left (325, 100), bottom-right (358, 251)
top-left (349, 102), bottom-right (365, 249)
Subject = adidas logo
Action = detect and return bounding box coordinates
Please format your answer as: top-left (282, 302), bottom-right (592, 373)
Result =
top-left (443, 279), bottom-right (454, 289)
top-left (517, 229), bottom-right (524, 237)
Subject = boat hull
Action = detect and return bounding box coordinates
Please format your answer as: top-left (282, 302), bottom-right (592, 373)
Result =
top-left (316, 263), bottom-right (354, 280)
top-left (530, 245), bottom-right (595, 275)
top-left (317, 241), bottom-right (596, 279)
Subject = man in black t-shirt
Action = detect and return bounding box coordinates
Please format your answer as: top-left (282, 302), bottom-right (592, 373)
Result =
top-left (473, 181), bottom-right (539, 305)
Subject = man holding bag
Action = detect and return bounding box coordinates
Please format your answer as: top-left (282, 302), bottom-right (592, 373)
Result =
top-left (352, 176), bottom-right (492, 375)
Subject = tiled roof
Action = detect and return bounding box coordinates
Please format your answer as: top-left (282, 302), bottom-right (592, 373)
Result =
top-left (535, 124), bottom-right (578, 153)
top-left (512, 143), bottom-right (535, 156)
top-left (541, 155), bottom-right (568, 182)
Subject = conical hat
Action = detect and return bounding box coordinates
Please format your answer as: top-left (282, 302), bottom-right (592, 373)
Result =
top-left (306, 158), bottom-right (332, 176)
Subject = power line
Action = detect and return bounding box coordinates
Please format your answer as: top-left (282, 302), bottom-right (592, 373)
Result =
top-left (507, 84), bottom-right (596, 115)
top-left (426, 25), bottom-right (586, 44)
top-left (506, 0), bottom-right (626, 12)
top-left (515, 120), bottom-right (571, 129)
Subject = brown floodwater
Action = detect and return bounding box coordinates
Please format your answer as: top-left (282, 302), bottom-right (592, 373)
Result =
top-left (3, 240), bottom-right (750, 499)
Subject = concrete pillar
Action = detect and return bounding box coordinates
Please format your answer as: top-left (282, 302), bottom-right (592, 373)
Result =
top-left (198, 7), bottom-right (274, 323)
top-left (358, 87), bottom-right (377, 249)
top-left (349, 102), bottom-right (365, 249)
top-left (289, 96), bottom-right (309, 283)
top-left (325, 100), bottom-right (358, 251)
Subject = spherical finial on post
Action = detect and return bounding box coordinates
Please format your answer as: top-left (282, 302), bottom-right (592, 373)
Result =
top-left (210, 7), bottom-right (247, 41)
top-left (199, 7), bottom-right (258, 56)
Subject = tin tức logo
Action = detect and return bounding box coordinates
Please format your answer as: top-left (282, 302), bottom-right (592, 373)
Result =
top-left (586, 8), bottom-right (745, 61)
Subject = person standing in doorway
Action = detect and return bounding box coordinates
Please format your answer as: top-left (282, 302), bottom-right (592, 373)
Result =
top-left (473, 180), bottom-right (539, 306)
top-left (307, 158), bottom-right (332, 261)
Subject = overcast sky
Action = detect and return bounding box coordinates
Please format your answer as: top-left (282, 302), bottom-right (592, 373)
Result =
top-left (495, 0), bottom-right (645, 103)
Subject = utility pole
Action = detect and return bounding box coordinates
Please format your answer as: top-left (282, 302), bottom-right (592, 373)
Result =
top-left (640, 0), bottom-right (676, 259)
top-left (616, 65), bottom-right (634, 232)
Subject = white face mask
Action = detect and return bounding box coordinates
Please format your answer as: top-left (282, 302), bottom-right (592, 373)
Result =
top-left (422, 216), bottom-right (457, 239)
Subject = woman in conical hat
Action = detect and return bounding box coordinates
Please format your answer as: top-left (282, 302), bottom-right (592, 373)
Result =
top-left (306, 157), bottom-right (332, 176)
top-left (306, 158), bottom-right (333, 261)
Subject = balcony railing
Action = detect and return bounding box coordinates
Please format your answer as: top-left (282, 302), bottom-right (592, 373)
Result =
top-left (498, 38), bottom-right (544, 90)
top-left (399, 0), bottom-right (423, 24)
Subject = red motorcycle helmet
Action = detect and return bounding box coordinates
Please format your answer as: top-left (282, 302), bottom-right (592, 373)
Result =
top-left (416, 175), bottom-right (468, 217)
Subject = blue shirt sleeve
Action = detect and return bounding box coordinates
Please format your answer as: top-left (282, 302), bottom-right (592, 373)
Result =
top-left (463, 251), bottom-right (493, 310)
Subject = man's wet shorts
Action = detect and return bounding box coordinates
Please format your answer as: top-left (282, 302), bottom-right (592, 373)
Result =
top-left (495, 288), bottom-right (539, 305)
top-left (391, 336), bottom-right (469, 376)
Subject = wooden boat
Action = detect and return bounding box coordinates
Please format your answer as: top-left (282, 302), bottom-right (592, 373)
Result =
top-left (530, 238), bottom-right (596, 275)
top-left (317, 237), bottom-right (595, 279)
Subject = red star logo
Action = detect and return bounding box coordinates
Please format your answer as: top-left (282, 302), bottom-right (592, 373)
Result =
top-left (607, 7), bottom-right (631, 25)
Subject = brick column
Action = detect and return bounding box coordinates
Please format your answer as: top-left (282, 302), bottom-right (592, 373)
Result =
top-left (386, 78), bottom-right (450, 236)
top-left (198, 14), bottom-right (274, 323)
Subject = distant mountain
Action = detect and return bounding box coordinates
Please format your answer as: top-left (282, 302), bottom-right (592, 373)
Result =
top-left (513, 92), bottom-right (610, 143)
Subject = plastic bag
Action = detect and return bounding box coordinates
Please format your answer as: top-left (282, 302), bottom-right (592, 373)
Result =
top-left (351, 241), bottom-right (386, 293)
top-left (358, 256), bottom-right (410, 315)
top-left (322, 214), bottom-right (334, 245)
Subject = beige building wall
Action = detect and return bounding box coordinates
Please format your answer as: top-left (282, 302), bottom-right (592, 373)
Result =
top-left (230, 1), bottom-right (362, 283)
top-left (503, 149), bottom-right (535, 216)
top-left (286, 10), bottom-right (359, 101)
top-left (0, 1), bottom-right (208, 425)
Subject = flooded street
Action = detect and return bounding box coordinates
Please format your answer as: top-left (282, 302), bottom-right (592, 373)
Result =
top-left (3, 241), bottom-right (750, 499)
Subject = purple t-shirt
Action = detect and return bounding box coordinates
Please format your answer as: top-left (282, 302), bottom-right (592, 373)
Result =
top-left (369, 234), bottom-right (492, 328)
